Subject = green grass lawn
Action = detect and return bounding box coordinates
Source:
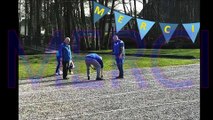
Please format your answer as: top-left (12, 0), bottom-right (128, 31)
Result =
top-left (89, 49), bottom-right (200, 59)
top-left (19, 49), bottom-right (200, 80)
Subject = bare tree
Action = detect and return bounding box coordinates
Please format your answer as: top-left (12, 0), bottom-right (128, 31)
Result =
top-left (106, 0), bottom-right (115, 49)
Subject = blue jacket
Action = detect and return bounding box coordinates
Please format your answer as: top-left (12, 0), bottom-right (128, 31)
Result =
top-left (56, 43), bottom-right (63, 58)
top-left (113, 40), bottom-right (125, 58)
top-left (62, 43), bottom-right (72, 62)
top-left (86, 53), bottom-right (103, 68)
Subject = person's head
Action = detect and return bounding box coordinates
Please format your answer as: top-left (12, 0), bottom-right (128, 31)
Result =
top-left (113, 35), bottom-right (119, 42)
top-left (64, 37), bottom-right (70, 44)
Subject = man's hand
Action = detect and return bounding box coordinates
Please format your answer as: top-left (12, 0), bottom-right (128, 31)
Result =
top-left (91, 65), bottom-right (96, 70)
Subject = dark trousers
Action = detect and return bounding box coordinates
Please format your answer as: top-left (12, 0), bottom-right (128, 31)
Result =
top-left (62, 61), bottom-right (69, 79)
top-left (116, 58), bottom-right (124, 77)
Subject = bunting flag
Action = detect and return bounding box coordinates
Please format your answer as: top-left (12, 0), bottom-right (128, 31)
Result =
top-left (93, 2), bottom-right (111, 24)
top-left (136, 19), bottom-right (155, 40)
top-left (182, 22), bottom-right (200, 43)
top-left (92, 2), bottom-right (200, 44)
top-left (114, 11), bottom-right (132, 33)
top-left (159, 23), bottom-right (178, 43)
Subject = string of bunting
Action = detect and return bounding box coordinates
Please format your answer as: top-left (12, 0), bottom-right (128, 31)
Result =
top-left (93, 1), bottom-right (200, 43)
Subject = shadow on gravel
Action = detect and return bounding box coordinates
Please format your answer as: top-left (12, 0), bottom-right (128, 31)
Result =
top-left (19, 78), bottom-right (59, 85)
top-left (47, 79), bottom-right (105, 87)
top-left (19, 76), bottom-right (115, 86)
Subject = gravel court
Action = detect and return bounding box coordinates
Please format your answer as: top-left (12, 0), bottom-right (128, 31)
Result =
top-left (19, 64), bottom-right (200, 120)
top-left (19, 64), bottom-right (199, 92)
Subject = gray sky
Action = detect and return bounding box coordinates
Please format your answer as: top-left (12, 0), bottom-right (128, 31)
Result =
top-left (84, 0), bottom-right (146, 17)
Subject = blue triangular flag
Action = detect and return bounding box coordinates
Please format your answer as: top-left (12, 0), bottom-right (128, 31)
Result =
top-left (182, 22), bottom-right (200, 43)
top-left (159, 23), bottom-right (178, 43)
top-left (114, 11), bottom-right (132, 33)
top-left (93, 2), bottom-right (111, 24)
top-left (136, 19), bottom-right (155, 40)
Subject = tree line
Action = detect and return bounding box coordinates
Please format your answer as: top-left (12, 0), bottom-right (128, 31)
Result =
top-left (18, 0), bottom-right (199, 51)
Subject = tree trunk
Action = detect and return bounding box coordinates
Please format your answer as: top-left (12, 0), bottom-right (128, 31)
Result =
top-left (95, 22), bottom-right (100, 50)
top-left (128, 0), bottom-right (133, 29)
top-left (80, 0), bottom-right (89, 50)
top-left (133, 0), bottom-right (137, 30)
top-left (55, 0), bottom-right (61, 31)
top-left (64, 1), bottom-right (70, 37)
top-left (98, 0), bottom-right (108, 49)
top-left (106, 0), bottom-right (115, 49)
top-left (35, 0), bottom-right (41, 46)
top-left (24, 0), bottom-right (29, 45)
top-left (89, 0), bottom-right (96, 50)
top-left (129, 0), bottom-right (133, 15)
top-left (122, 0), bottom-right (132, 29)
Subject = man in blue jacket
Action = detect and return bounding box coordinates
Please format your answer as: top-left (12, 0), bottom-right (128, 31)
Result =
top-left (85, 53), bottom-right (104, 80)
top-left (62, 37), bottom-right (72, 79)
top-left (113, 35), bottom-right (125, 79)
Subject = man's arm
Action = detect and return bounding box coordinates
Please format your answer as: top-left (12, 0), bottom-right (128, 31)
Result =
top-left (99, 59), bottom-right (103, 68)
top-left (119, 41), bottom-right (124, 58)
top-left (61, 47), bottom-right (64, 60)
top-left (112, 43), bottom-right (115, 55)
top-left (96, 58), bottom-right (103, 68)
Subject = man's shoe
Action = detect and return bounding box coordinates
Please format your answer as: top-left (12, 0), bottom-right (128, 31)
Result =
top-left (115, 76), bottom-right (123, 79)
top-left (96, 77), bottom-right (104, 80)
top-left (63, 77), bottom-right (69, 80)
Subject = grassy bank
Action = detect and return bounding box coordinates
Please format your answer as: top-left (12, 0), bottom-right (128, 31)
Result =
top-left (19, 49), bottom-right (199, 80)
